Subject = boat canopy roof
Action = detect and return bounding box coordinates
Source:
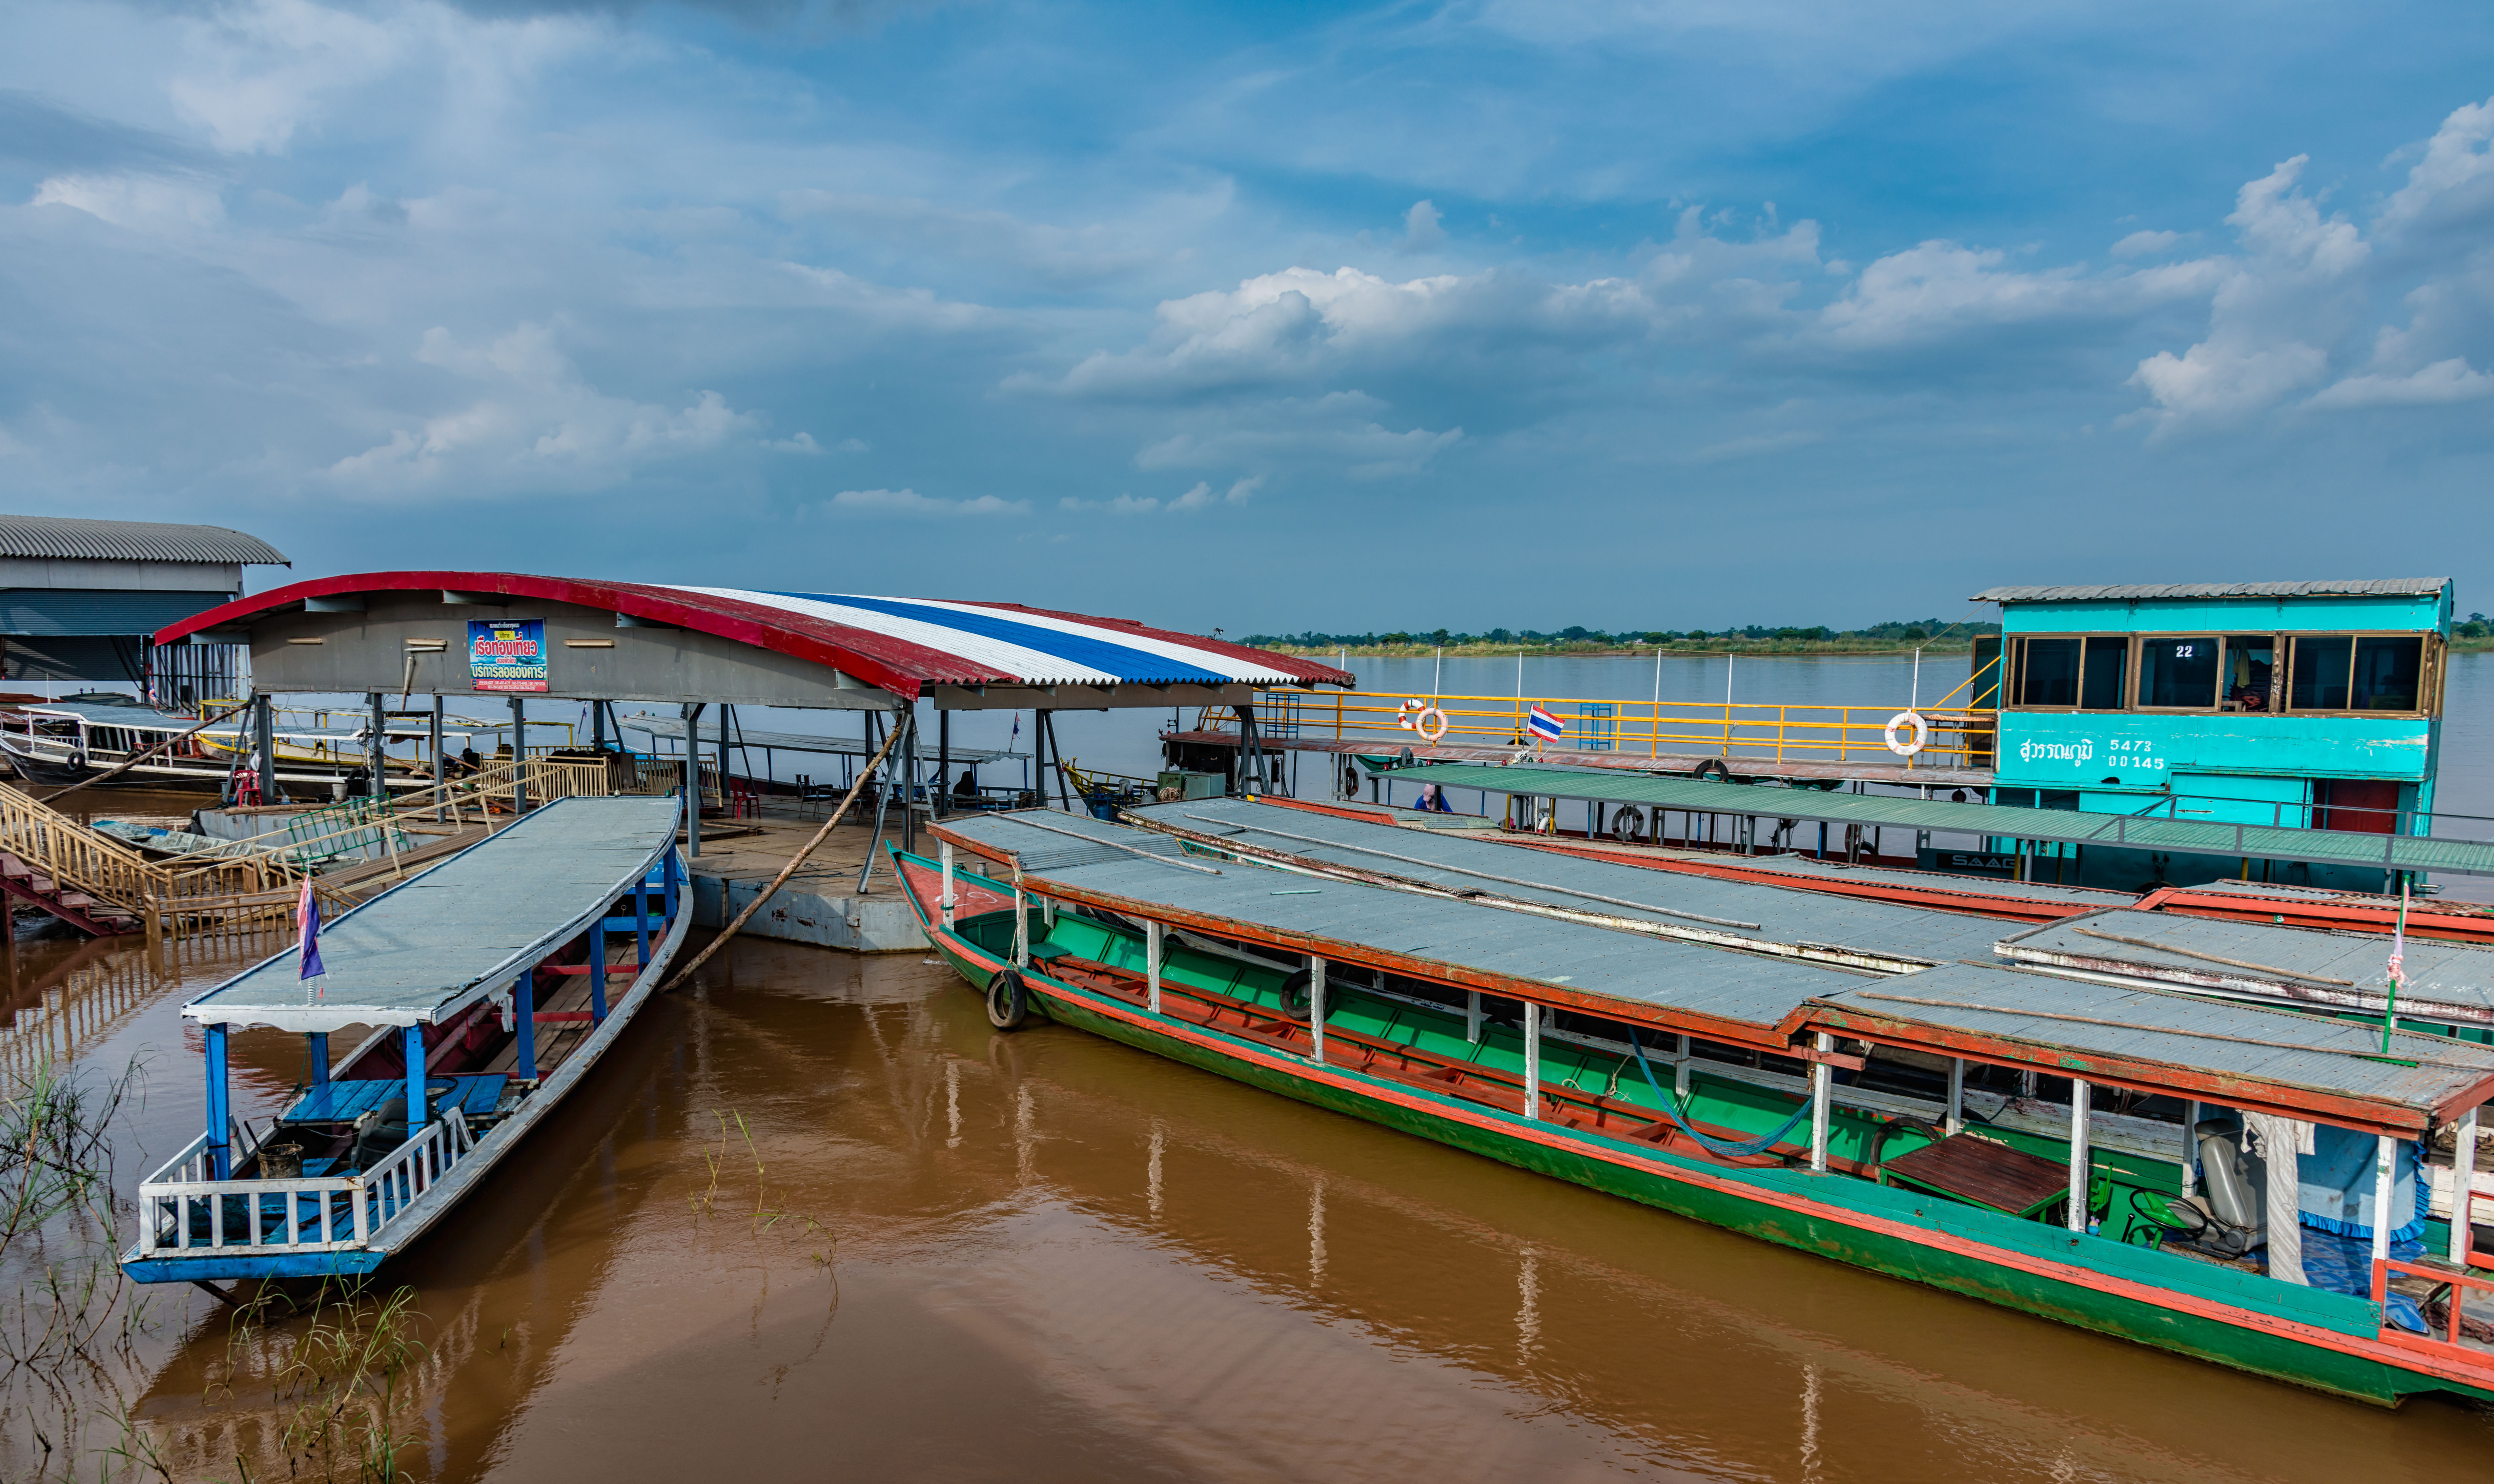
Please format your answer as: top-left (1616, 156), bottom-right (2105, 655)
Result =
top-left (184, 796), bottom-right (681, 1034)
top-left (938, 808), bottom-right (2494, 1134)
top-left (1997, 909), bottom-right (2494, 1027)
top-left (1791, 964), bottom-right (2494, 1135)
top-left (1133, 798), bottom-right (2023, 970)
top-left (1389, 761), bottom-right (2494, 879)
top-left (933, 808), bottom-right (1875, 1048)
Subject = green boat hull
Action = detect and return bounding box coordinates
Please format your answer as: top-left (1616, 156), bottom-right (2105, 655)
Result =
top-left (904, 856), bottom-right (2494, 1408)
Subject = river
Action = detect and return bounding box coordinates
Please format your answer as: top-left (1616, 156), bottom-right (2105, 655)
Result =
top-left (6, 656), bottom-right (2494, 1479)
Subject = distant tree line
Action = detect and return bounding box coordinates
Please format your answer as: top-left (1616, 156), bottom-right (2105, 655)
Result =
top-left (1242, 618), bottom-right (2002, 647)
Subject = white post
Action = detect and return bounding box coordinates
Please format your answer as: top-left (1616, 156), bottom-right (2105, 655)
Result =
top-left (940, 841), bottom-right (957, 930)
top-left (1808, 1033), bottom-right (1833, 1172)
top-left (1522, 1001), bottom-right (1540, 1120)
top-left (1466, 990), bottom-right (1482, 1044)
top-left (2180, 1100), bottom-right (2200, 1198)
top-left (1012, 871), bottom-right (1029, 968)
top-left (2068, 1078), bottom-right (2092, 1233)
top-left (1675, 1034), bottom-right (1692, 1097)
top-left (1946, 1059), bottom-right (1965, 1136)
top-left (2454, 1105), bottom-right (2479, 1266)
top-left (1147, 920), bottom-right (1163, 1015)
top-left (1309, 956), bottom-right (1327, 1065)
top-left (2372, 1132), bottom-right (2397, 1269)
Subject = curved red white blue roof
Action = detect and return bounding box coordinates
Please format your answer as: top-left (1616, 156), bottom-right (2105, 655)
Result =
top-left (155, 571), bottom-right (1351, 700)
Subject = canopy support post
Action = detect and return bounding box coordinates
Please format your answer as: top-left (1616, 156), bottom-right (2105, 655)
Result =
top-left (2067, 1078), bottom-right (2091, 1233)
top-left (2454, 1105), bottom-right (2479, 1267)
top-left (1310, 956), bottom-right (1327, 1065)
top-left (514, 974), bottom-right (537, 1081)
top-left (2372, 1133), bottom-right (2397, 1267)
top-left (2181, 1100), bottom-right (2200, 1198)
top-left (404, 1024), bottom-right (428, 1128)
top-left (308, 1032), bottom-right (329, 1092)
top-left (589, 939), bottom-right (608, 1026)
top-left (367, 692), bottom-right (387, 802)
top-left (204, 1024), bottom-right (231, 1180)
top-left (1466, 990), bottom-right (1481, 1044)
top-left (681, 704), bottom-right (705, 859)
top-left (1808, 1033), bottom-right (1832, 1172)
top-left (430, 695), bottom-right (445, 824)
top-left (936, 709), bottom-right (952, 821)
top-left (510, 695), bottom-right (527, 814)
top-left (1946, 1058), bottom-right (1965, 1135)
top-left (940, 841), bottom-right (957, 931)
top-left (1522, 1002), bottom-right (1540, 1120)
top-left (1146, 920), bottom-right (1163, 1015)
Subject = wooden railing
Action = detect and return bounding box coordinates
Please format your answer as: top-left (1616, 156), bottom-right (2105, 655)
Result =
top-left (134, 1108), bottom-right (478, 1261)
top-left (5, 754), bottom-right (670, 941)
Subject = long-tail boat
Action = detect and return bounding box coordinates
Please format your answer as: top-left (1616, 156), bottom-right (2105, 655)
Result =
top-left (895, 808), bottom-right (2494, 1405)
top-left (122, 795), bottom-right (689, 1293)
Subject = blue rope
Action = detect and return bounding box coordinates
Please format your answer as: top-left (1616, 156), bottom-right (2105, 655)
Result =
top-left (1626, 1029), bottom-right (1815, 1158)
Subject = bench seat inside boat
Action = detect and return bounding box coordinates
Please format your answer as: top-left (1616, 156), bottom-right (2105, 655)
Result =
top-left (280, 1075), bottom-right (510, 1128)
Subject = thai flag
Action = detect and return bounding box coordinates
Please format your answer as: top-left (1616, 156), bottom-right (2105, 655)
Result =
top-left (1527, 705), bottom-right (1564, 742)
top-left (298, 878), bottom-right (326, 987)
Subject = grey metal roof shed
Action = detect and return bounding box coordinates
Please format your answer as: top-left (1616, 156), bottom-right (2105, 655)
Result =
top-left (1969, 579), bottom-right (2451, 602)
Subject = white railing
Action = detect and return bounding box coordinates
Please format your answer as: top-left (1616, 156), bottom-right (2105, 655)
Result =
top-left (134, 1108), bottom-right (477, 1261)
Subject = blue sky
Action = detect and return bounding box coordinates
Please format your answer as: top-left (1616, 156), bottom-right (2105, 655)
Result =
top-left (5, 1), bottom-right (2494, 635)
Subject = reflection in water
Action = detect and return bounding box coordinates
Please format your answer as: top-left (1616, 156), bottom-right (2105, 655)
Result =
top-left (13, 908), bottom-right (2494, 1479)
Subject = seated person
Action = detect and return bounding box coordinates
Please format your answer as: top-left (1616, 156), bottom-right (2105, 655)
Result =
top-left (954, 768), bottom-right (980, 801)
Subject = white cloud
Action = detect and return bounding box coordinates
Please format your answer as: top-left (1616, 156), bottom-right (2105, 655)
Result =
top-left (1687, 429), bottom-right (1821, 462)
top-left (2127, 155), bottom-right (2367, 432)
top-left (2377, 95), bottom-right (2494, 238)
top-left (30, 173), bottom-right (225, 232)
top-left (1815, 240), bottom-right (2221, 350)
top-left (825, 487), bottom-right (1028, 517)
top-left (2307, 357), bottom-right (2494, 410)
top-left (321, 322), bottom-right (759, 495)
top-left (1401, 200), bottom-right (1445, 252)
top-left (1060, 476), bottom-right (1263, 514)
top-left (2111, 229), bottom-right (2181, 258)
top-left (766, 431), bottom-right (825, 454)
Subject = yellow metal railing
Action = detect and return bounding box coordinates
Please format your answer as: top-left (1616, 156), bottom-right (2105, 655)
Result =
top-left (1226, 686), bottom-right (1998, 768)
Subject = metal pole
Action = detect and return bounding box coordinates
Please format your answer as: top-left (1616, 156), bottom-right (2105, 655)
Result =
top-left (1466, 989), bottom-right (1481, 1043)
top-left (592, 700), bottom-right (606, 752)
top-left (430, 694), bottom-right (445, 824)
top-left (2454, 1105), bottom-right (2479, 1266)
top-left (510, 694), bottom-right (528, 814)
top-left (308, 1032), bottom-right (329, 1092)
top-left (588, 938), bottom-right (607, 1025)
top-left (205, 1024), bottom-right (231, 1179)
top-left (1808, 1032), bottom-right (1832, 1171)
top-left (1012, 865), bottom-right (1029, 968)
top-left (404, 1024), bottom-right (429, 1129)
top-left (1310, 955), bottom-right (1327, 1065)
top-left (717, 703), bottom-right (732, 818)
top-left (682, 703), bottom-right (704, 858)
top-left (937, 708), bottom-right (952, 821)
top-left (902, 708), bottom-right (919, 853)
top-left (1522, 1001), bottom-right (1539, 1119)
top-left (1946, 1058), bottom-right (1965, 1135)
top-left (1675, 1033), bottom-right (1692, 1096)
top-left (514, 972), bottom-right (537, 1080)
top-left (2067, 1078), bottom-right (2091, 1232)
top-left (2181, 1100), bottom-right (2200, 1198)
top-left (253, 692), bottom-right (275, 803)
top-left (2372, 1133), bottom-right (2397, 1268)
top-left (367, 691), bottom-right (387, 802)
top-left (940, 840), bottom-right (957, 931)
top-left (1147, 920), bottom-right (1163, 1014)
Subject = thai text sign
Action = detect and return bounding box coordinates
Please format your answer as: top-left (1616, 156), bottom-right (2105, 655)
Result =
top-left (468, 618), bottom-right (548, 693)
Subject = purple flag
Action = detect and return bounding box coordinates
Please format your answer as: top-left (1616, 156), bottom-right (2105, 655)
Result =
top-left (298, 879), bottom-right (326, 982)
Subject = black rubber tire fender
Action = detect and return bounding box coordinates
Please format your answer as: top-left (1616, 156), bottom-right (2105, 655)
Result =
top-left (986, 969), bottom-right (1035, 1031)
top-left (1276, 968), bottom-right (1314, 1022)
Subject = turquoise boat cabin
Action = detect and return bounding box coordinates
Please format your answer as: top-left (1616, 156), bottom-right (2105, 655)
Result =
top-left (1971, 579), bottom-right (2453, 893)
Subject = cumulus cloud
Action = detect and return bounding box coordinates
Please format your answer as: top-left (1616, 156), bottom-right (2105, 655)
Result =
top-left (1059, 476), bottom-right (1262, 514)
top-left (1815, 240), bottom-right (2221, 350)
top-left (824, 487), bottom-right (1028, 517)
top-left (31, 173), bottom-right (225, 232)
top-left (2111, 229), bottom-right (2181, 258)
top-left (321, 323), bottom-right (760, 495)
top-left (2306, 357), bottom-right (2494, 410)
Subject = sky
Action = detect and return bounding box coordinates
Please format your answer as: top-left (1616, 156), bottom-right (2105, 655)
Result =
top-left (4, 1), bottom-right (2494, 637)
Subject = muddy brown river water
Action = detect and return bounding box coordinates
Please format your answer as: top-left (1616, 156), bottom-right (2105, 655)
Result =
top-left (7, 904), bottom-right (2494, 1482)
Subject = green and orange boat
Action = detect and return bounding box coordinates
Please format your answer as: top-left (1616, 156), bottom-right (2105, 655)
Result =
top-left (893, 804), bottom-right (2494, 1406)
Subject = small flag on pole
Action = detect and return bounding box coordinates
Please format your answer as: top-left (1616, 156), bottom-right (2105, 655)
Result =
top-left (297, 879), bottom-right (326, 991)
top-left (1527, 704), bottom-right (1564, 743)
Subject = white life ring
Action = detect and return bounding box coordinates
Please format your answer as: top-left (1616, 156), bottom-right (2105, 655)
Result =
top-left (1415, 707), bottom-right (1450, 743)
top-left (1396, 698), bottom-right (1428, 731)
top-left (1883, 710), bottom-right (1928, 757)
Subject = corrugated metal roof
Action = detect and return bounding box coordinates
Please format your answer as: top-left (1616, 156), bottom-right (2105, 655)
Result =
top-left (0, 514), bottom-right (288, 566)
top-left (1133, 798), bottom-right (2015, 970)
top-left (1969, 579), bottom-right (2449, 603)
top-left (183, 796), bottom-right (680, 1033)
top-left (154, 572), bottom-right (1352, 700)
top-left (1391, 763), bottom-right (2494, 879)
top-left (1805, 964), bottom-right (2494, 1118)
top-left (1998, 908), bottom-right (2494, 1025)
top-left (937, 809), bottom-right (1875, 1035)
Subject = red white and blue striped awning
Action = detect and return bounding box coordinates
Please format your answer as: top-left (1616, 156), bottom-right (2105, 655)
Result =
top-left (155, 572), bottom-right (1350, 702)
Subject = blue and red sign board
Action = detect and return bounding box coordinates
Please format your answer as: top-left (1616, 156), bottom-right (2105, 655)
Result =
top-left (468, 618), bottom-right (548, 693)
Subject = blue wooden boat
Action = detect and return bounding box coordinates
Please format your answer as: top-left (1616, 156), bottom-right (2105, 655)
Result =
top-left (121, 795), bottom-right (689, 1289)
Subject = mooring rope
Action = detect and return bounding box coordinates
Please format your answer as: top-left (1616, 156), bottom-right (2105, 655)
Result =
top-left (1624, 1028), bottom-right (1814, 1158)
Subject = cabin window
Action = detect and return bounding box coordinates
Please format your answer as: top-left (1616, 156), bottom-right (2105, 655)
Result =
top-left (2221, 636), bottom-right (2275, 712)
top-left (2138, 636), bottom-right (2221, 709)
top-left (2015, 638), bottom-right (2081, 706)
top-left (2289, 635), bottom-right (2427, 713)
top-left (2080, 637), bottom-right (2128, 709)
